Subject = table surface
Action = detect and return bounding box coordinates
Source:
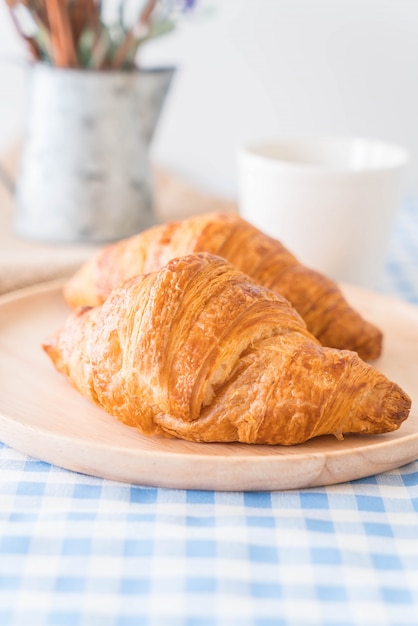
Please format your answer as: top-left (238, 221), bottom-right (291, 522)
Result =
top-left (1, 159), bottom-right (418, 625)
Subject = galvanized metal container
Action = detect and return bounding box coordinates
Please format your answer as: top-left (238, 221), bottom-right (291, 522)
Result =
top-left (14, 64), bottom-right (174, 243)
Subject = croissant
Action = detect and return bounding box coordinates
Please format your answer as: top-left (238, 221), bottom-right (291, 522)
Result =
top-left (63, 212), bottom-right (382, 361)
top-left (45, 253), bottom-right (410, 445)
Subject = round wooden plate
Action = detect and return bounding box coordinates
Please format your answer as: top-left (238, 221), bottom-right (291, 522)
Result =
top-left (0, 280), bottom-right (417, 491)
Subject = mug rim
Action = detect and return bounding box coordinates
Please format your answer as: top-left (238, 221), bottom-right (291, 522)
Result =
top-left (239, 136), bottom-right (409, 173)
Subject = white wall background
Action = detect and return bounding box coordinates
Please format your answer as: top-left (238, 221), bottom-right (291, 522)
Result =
top-left (0, 0), bottom-right (417, 199)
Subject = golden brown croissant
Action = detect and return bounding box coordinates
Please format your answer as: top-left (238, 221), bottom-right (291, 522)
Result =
top-left (63, 212), bottom-right (382, 361)
top-left (46, 253), bottom-right (410, 445)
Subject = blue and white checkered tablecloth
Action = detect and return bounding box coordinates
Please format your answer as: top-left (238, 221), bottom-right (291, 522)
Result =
top-left (0, 199), bottom-right (417, 626)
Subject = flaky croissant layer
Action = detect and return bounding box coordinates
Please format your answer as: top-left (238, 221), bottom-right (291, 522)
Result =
top-left (63, 212), bottom-right (383, 361)
top-left (44, 254), bottom-right (410, 446)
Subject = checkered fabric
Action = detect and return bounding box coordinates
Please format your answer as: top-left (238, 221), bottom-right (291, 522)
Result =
top-left (378, 195), bottom-right (418, 303)
top-left (1, 444), bottom-right (417, 626)
top-left (0, 198), bottom-right (417, 626)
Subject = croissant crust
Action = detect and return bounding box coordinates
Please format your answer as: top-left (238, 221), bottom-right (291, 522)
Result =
top-left (63, 212), bottom-right (383, 361)
top-left (45, 253), bottom-right (411, 445)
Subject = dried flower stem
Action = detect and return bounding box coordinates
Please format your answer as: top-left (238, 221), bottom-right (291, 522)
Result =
top-left (110, 0), bottom-right (158, 69)
top-left (44, 0), bottom-right (78, 67)
top-left (4, 0), bottom-right (190, 70)
top-left (69, 0), bottom-right (100, 40)
top-left (7, 6), bottom-right (43, 59)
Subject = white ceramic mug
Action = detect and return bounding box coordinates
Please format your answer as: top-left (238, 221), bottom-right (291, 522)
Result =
top-left (237, 137), bottom-right (408, 287)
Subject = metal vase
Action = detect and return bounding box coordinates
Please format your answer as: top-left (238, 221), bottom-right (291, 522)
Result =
top-left (14, 64), bottom-right (174, 243)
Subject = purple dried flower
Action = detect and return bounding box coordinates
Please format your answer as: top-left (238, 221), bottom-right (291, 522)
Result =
top-left (183, 0), bottom-right (197, 10)
top-left (158, 0), bottom-right (198, 17)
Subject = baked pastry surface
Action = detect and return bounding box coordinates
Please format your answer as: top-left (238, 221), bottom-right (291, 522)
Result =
top-left (46, 253), bottom-right (410, 445)
top-left (63, 212), bottom-right (382, 361)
